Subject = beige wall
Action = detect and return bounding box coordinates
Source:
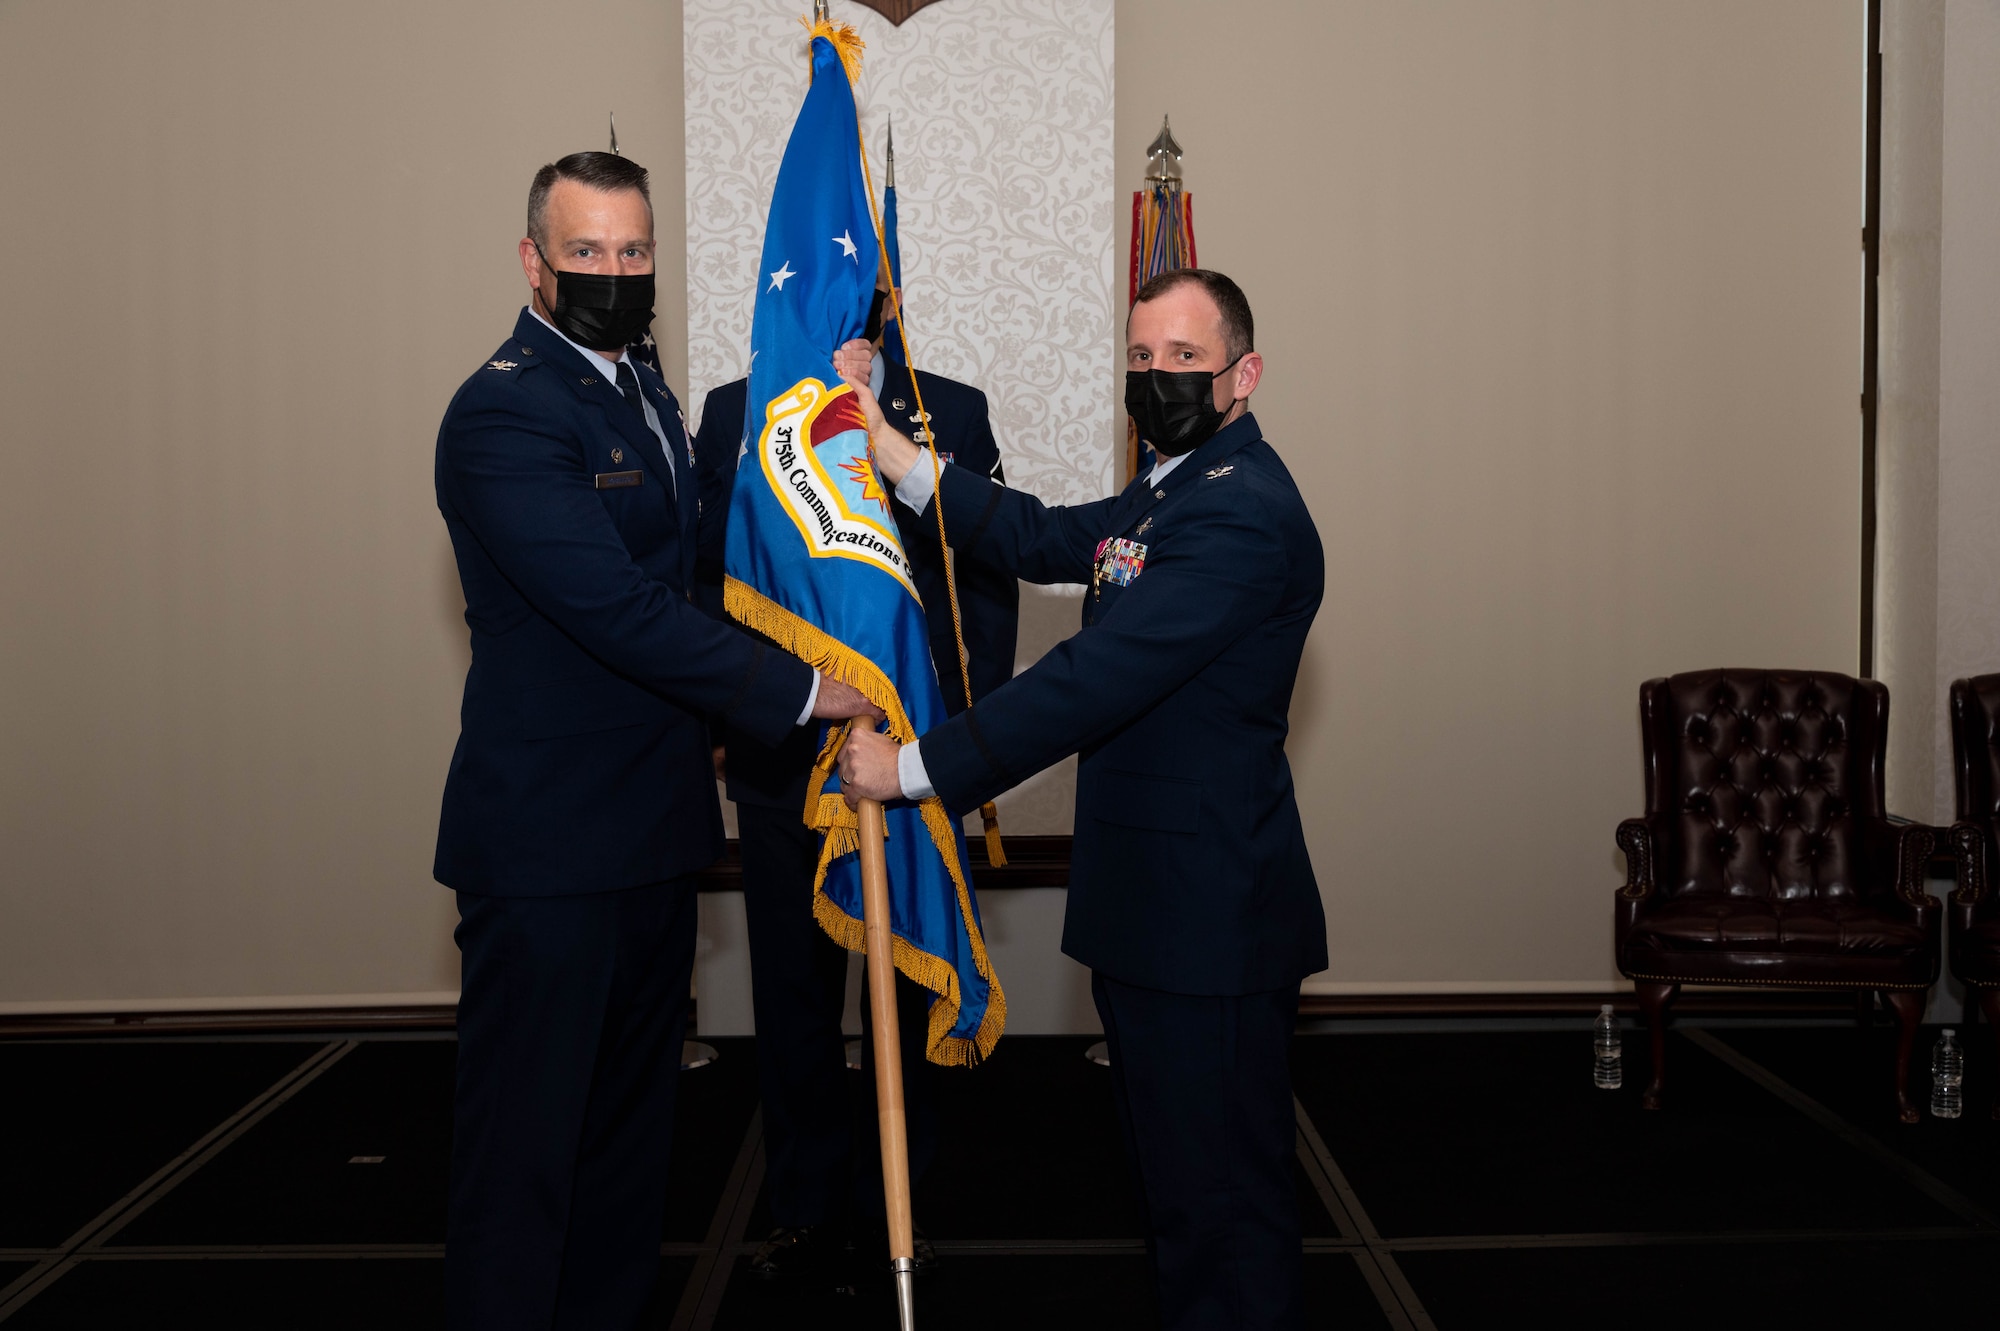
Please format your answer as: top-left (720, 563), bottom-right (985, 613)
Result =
top-left (1119, 0), bottom-right (1864, 991)
top-left (1874, 0), bottom-right (2000, 1024)
top-left (1877, 0), bottom-right (2000, 832)
top-left (1934, 0), bottom-right (2000, 819)
top-left (2, 0), bottom-right (1875, 1009)
top-left (0, 0), bottom-right (686, 1008)
top-left (1877, 0), bottom-right (1946, 822)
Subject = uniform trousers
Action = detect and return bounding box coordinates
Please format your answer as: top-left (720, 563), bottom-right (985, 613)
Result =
top-left (1092, 971), bottom-right (1304, 1331)
top-left (737, 801), bottom-right (937, 1226)
top-left (447, 876), bottom-right (697, 1331)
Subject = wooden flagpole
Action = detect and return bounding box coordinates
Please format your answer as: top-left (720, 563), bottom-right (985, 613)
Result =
top-left (857, 796), bottom-right (918, 1329)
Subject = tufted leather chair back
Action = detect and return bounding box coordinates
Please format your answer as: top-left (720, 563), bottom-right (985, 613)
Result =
top-left (1950, 675), bottom-right (2000, 914)
top-left (1951, 675), bottom-right (2000, 826)
top-left (1639, 669), bottom-right (1888, 904)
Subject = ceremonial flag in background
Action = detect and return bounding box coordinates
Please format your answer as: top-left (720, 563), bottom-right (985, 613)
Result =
top-left (1127, 116), bottom-right (1197, 479)
top-left (880, 130), bottom-right (905, 367)
top-left (723, 19), bottom-right (1003, 1065)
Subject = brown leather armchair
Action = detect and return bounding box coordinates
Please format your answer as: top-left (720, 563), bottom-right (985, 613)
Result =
top-left (1614, 670), bottom-right (1940, 1122)
top-left (1948, 674), bottom-right (2000, 1116)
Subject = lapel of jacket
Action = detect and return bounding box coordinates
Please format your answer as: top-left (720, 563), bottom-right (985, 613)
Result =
top-left (1102, 471), bottom-right (1157, 537)
top-left (1107, 412), bottom-right (1265, 539)
top-left (634, 359), bottom-right (700, 584)
top-left (515, 312), bottom-right (679, 507)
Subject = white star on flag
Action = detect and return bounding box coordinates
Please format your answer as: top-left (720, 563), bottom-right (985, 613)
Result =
top-left (832, 230), bottom-right (859, 260)
top-left (768, 262), bottom-right (797, 291)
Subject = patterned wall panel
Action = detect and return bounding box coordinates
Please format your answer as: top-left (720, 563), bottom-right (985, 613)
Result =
top-left (682, 0), bottom-right (1116, 508)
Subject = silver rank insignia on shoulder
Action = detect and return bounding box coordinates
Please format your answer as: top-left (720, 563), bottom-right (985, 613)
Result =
top-left (487, 360), bottom-right (518, 371)
top-left (1204, 464), bottom-right (1235, 479)
top-left (611, 448), bottom-right (623, 463)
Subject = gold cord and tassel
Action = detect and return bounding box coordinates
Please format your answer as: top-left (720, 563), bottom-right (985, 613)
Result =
top-left (850, 61), bottom-right (1007, 867)
top-left (801, 13), bottom-right (865, 84)
top-left (981, 803), bottom-right (1006, 867)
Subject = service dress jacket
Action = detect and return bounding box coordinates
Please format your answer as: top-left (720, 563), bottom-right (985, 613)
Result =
top-left (693, 364), bottom-right (1018, 810)
top-left (917, 412), bottom-right (1328, 995)
top-left (432, 309), bottom-right (812, 896)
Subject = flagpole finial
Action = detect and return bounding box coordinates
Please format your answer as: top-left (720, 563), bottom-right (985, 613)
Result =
top-left (814, 0), bottom-right (830, 22)
top-left (884, 114), bottom-right (896, 189)
top-left (1145, 114), bottom-right (1183, 188)
top-left (608, 112), bottom-right (620, 155)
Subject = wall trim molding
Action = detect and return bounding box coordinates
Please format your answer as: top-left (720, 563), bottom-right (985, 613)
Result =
top-left (1, 985), bottom-right (1865, 1037)
top-left (0, 991), bottom-right (460, 1017)
top-left (0, 1002), bottom-right (459, 1038)
top-left (1298, 988), bottom-right (1861, 1019)
top-left (1301, 979), bottom-right (1627, 996)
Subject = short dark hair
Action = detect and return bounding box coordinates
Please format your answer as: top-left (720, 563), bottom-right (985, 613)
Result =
top-left (527, 152), bottom-right (652, 247)
top-left (1131, 268), bottom-right (1255, 362)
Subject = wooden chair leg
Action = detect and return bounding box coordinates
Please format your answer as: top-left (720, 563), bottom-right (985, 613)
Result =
top-left (1635, 982), bottom-right (1678, 1110)
top-left (1883, 989), bottom-right (1926, 1125)
top-left (1979, 987), bottom-right (2000, 1121)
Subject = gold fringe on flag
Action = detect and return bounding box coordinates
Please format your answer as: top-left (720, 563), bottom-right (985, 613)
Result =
top-left (726, 576), bottom-right (1006, 1065)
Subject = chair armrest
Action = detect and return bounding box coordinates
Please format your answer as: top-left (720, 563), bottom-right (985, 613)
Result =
top-left (1616, 818), bottom-right (1657, 902)
top-left (1866, 819), bottom-right (1938, 913)
top-left (1950, 821), bottom-right (1988, 909)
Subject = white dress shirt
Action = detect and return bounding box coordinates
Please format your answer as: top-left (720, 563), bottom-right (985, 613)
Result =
top-left (531, 307), bottom-right (820, 725)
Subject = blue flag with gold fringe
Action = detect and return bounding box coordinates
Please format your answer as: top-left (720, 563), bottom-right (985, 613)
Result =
top-left (723, 19), bottom-right (1003, 1065)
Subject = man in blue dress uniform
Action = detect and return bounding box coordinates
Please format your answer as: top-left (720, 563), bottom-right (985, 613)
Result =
top-left (432, 151), bottom-right (880, 1330)
top-left (836, 269), bottom-right (1327, 1330)
top-left (691, 264), bottom-right (1018, 1282)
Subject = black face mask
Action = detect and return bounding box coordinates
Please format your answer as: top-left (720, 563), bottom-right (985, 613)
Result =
top-left (1124, 355), bottom-right (1245, 457)
top-left (863, 286), bottom-right (890, 343)
top-left (534, 241), bottom-right (656, 352)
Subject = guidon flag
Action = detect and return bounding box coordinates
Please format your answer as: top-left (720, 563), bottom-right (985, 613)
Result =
top-left (722, 17), bottom-right (1004, 1064)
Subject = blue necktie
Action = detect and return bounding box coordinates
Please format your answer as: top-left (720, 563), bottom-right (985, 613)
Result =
top-left (614, 359), bottom-right (647, 424)
top-left (616, 360), bottom-right (675, 492)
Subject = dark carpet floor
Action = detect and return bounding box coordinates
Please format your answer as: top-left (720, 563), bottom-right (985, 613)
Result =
top-left (3, 1022), bottom-right (1998, 1328)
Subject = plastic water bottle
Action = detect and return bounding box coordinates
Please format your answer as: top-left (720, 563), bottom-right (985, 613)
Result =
top-left (1593, 1005), bottom-right (1622, 1090)
top-left (1931, 1029), bottom-right (1963, 1120)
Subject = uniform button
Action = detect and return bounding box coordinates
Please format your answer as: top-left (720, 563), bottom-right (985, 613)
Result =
top-left (520, 347), bottom-right (534, 354)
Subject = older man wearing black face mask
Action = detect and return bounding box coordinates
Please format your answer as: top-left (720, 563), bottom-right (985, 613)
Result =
top-left (834, 269), bottom-right (1327, 1331)
top-left (432, 151), bottom-right (880, 1331)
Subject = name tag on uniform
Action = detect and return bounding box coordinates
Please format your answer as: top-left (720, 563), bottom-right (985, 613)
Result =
top-left (594, 470), bottom-right (644, 490)
top-left (1093, 537), bottom-right (1148, 587)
